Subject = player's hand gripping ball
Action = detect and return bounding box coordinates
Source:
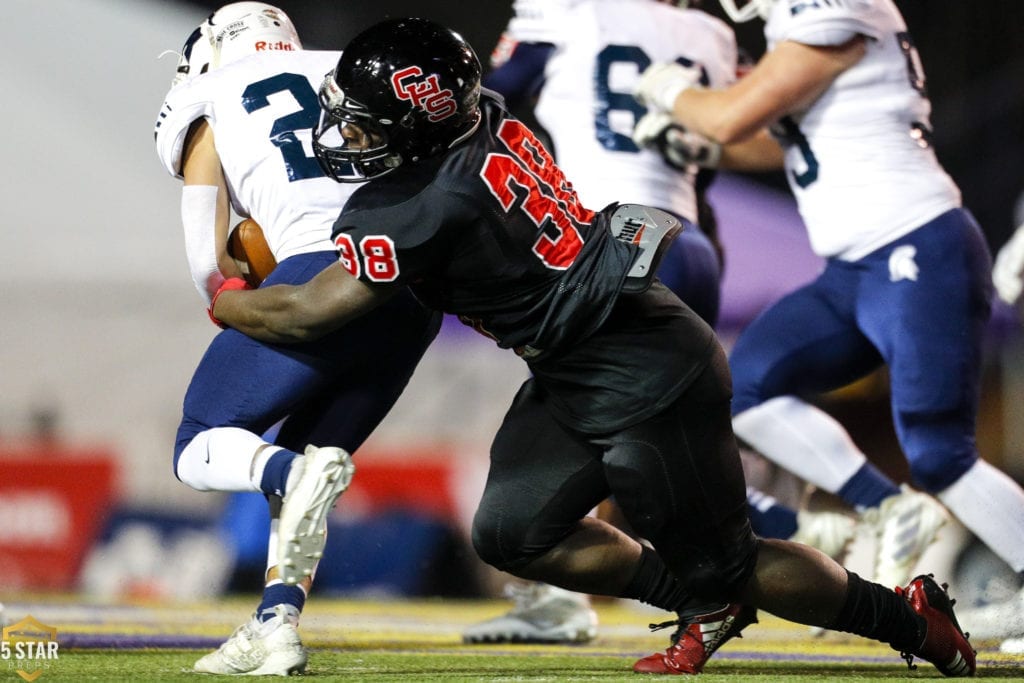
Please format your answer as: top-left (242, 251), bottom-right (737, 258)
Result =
top-left (228, 218), bottom-right (277, 287)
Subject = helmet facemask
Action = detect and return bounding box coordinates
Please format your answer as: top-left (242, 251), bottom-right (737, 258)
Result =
top-left (313, 71), bottom-right (405, 183)
top-left (172, 24), bottom-right (215, 87)
top-left (313, 19), bottom-right (484, 184)
top-left (718, 0), bottom-right (777, 22)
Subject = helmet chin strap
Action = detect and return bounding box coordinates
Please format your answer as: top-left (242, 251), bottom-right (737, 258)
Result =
top-left (447, 111), bottom-right (483, 150)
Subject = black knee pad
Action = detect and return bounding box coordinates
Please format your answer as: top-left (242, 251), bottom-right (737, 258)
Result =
top-left (470, 514), bottom-right (509, 571)
top-left (470, 504), bottom-right (544, 573)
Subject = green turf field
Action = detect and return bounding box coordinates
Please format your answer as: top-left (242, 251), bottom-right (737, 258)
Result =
top-left (2, 595), bottom-right (1022, 681)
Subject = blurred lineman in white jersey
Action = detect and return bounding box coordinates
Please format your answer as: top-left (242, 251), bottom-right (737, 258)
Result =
top-left (467, 0), bottom-right (856, 645)
top-left (987, 219), bottom-right (1024, 655)
top-left (635, 0), bottom-right (1024, 644)
top-left (154, 2), bottom-right (439, 674)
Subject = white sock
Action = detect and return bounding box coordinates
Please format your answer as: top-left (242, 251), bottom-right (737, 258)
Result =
top-left (176, 427), bottom-right (279, 492)
top-left (733, 396), bottom-right (867, 493)
top-left (937, 459), bottom-right (1024, 572)
top-left (266, 517), bottom-right (280, 571)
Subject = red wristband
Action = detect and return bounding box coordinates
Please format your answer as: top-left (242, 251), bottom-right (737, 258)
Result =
top-left (208, 277), bottom-right (251, 329)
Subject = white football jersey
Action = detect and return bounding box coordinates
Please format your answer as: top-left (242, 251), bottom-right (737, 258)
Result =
top-left (504, 0), bottom-right (737, 222)
top-left (764, 0), bottom-right (961, 260)
top-left (155, 50), bottom-right (352, 263)
top-left (501, 0), bottom-right (582, 45)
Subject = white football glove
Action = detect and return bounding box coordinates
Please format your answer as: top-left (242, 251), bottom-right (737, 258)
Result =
top-left (634, 61), bottom-right (703, 113)
top-left (993, 223), bottom-right (1024, 305)
top-left (633, 111), bottom-right (721, 170)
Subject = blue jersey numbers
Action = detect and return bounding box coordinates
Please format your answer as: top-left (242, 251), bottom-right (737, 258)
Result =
top-left (595, 45), bottom-right (708, 153)
top-left (241, 73), bottom-right (325, 182)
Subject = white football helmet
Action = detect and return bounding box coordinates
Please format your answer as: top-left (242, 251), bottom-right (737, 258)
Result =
top-left (172, 2), bottom-right (301, 86)
top-left (718, 0), bottom-right (777, 22)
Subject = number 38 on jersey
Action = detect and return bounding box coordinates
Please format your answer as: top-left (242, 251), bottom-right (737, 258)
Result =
top-left (334, 234), bottom-right (400, 282)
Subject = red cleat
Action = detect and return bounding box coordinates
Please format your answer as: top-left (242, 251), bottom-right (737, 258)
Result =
top-left (896, 574), bottom-right (976, 677)
top-left (633, 603), bottom-right (757, 675)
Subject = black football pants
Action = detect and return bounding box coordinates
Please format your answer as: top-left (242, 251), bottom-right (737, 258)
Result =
top-left (472, 342), bottom-right (758, 604)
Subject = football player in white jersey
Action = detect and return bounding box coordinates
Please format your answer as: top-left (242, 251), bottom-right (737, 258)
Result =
top-left (985, 224), bottom-right (1024, 654)
top-left (634, 0), bottom-right (1024, 644)
top-left (154, 3), bottom-right (440, 674)
top-left (467, 0), bottom-right (855, 649)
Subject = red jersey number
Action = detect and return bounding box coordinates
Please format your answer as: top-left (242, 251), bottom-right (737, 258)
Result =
top-left (480, 120), bottom-right (594, 270)
top-left (334, 234), bottom-right (361, 278)
top-left (333, 233), bottom-right (399, 283)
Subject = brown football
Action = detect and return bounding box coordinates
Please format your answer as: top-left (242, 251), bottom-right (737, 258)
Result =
top-left (228, 218), bottom-right (277, 287)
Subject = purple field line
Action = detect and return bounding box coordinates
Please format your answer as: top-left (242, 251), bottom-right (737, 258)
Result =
top-left (56, 635), bottom-right (1020, 672)
top-left (59, 634), bottom-right (223, 649)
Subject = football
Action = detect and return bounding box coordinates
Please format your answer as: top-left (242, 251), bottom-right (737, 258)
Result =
top-left (228, 218), bottom-right (277, 287)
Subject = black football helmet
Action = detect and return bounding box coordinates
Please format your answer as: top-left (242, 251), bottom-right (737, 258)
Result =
top-left (313, 17), bottom-right (483, 182)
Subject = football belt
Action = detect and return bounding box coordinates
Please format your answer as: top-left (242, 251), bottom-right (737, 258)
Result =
top-left (607, 204), bottom-right (683, 294)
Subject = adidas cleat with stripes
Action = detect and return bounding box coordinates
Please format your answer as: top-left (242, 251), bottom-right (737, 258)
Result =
top-left (633, 603), bottom-right (758, 675)
top-left (868, 485), bottom-right (948, 590)
top-left (896, 574), bottom-right (976, 677)
top-left (194, 604), bottom-right (307, 676)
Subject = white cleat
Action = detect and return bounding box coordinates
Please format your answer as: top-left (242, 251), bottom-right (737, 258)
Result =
top-left (957, 586), bottom-right (1024, 641)
top-left (463, 582), bottom-right (598, 644)
top-left (791, 509), bottom-right (859, 639)
top-left (278, 445), bottom-right (355, 586)
top-left (865, 485), bottom-right (948, 589)
top-left (791, 509), bottom-right (857, 561)
top-left (1000, 635), bottom-right (1024, 654)
top-left (194, 604), bottom-right (307, 676)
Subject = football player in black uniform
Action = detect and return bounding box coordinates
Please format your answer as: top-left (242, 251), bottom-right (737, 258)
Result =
top-left (210, 17), bottom-right (975, 677)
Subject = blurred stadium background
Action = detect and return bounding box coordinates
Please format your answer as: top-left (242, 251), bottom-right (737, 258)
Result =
top-left (2, 0), bottom-right (1024, 612)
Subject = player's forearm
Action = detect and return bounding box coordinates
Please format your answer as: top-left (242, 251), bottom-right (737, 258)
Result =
top-left (675, 39), bottom-right (866, 146)
top-left (719, 131), bottom-right (785, 172)
top-left (213, 285), bottom-right (339, 343)
top-left (673, 87), bottom-right (767, 145)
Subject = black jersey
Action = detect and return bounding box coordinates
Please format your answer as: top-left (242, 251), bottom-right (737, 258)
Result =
top-left (334, 94), bottom-right (637, 357)
top-left (332, 94), bottom-right (717, 433)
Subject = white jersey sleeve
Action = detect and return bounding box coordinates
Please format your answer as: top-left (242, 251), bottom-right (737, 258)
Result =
top-left (532, 0), bottom-right (737, 222)
top-left (767, 0), bottom-right (882, 46)
top-left (765, 0), bottom-right (961, 260)
top-left (503, 0), bottom-right (582, 45)
top-left (154, 50), bottom-right (354, 264)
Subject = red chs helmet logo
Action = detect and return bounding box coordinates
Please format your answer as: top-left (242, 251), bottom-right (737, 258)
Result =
top-left (391, 66), bottom-right (457, 122)
top-left (255, 40), bottom-right (295, 51)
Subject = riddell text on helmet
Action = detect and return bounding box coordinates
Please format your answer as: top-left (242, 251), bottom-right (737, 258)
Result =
top-left (255, 41), bottom-right (295, 51)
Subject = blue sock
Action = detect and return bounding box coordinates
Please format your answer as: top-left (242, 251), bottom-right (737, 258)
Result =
top-left (837, 462), bottom-right (900, 509)
top-left (745, 488), bottom-right (799, 540)
top-left (259, 449), bottom-right (298, 497)
top-left (257, 583), bottom-right (306, 622)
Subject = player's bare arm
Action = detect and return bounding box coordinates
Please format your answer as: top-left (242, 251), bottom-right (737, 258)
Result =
top-left (718, 130), bottom-right (785, 172)
top-left (675, 37), bottom-right (867, 144)
top-left (211, 262), bottom-right (397, 343)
